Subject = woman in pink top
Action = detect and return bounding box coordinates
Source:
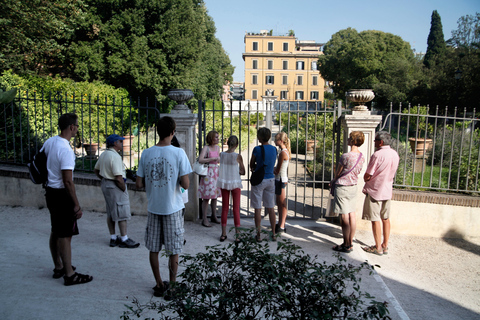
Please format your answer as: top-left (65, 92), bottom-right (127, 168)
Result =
top-left (331, 131), bottom-right (365, 253)
top-left (198, 131), bottom-right (222, 227)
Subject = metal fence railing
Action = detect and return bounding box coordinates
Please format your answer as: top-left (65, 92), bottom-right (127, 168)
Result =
top-left (198, 99), bottom-right (340, 219)
top-left (0, 91), bottom-right (160, 172)
top-left (378, 103), bottom-right (480, 194)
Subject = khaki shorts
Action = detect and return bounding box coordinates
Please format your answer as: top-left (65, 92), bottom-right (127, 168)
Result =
top-left (101, 179), bottom-right (131, 221)
top-left (362, 194), bottom-right (391, 221)
top-left (250, 178), bottom-right (275, 209)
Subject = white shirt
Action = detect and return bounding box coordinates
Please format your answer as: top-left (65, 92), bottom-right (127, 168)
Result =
top-left (137, 145), bottom-right (192, 215)
top-left (42, 136), bottom-right (75, 189)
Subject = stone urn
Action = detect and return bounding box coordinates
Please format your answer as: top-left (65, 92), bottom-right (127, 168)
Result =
top-left (168, 89), bottom-right (194, 113)
top-left (346, 89), bottom-right (375, 112)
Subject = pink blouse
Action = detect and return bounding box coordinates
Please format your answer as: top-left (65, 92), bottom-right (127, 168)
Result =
top-left (336, 152), bottom-right (364, 186)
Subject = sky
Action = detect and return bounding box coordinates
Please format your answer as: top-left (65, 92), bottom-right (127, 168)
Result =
top-left (203, 0), bottom-right (479, 83)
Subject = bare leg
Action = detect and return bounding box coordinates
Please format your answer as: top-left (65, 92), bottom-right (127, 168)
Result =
top-left (382, 218), bottom-right (390, 249)
top-left (277, 188), bottom-right (287, 229)
top-left (201, 199), bottom-right (211, 226)
top-left (149, 251), bottom-right (163, 288)
top-left (371, 220), bottom-right (383, 251)
top-left (348, 212), bottom-right (357, 247)
top-left (118, 220), bottom-right (127, 237)
top-left (107, 216), bottom-right (116, 235)
top-left (254, 208), bottom-right (262, 237)
top-left (340, 213), bottom-right (351, 246)
top-left (210, 199), bottom-right (220, 223)
top-left (57, 237), bottom-right (74, 277)
top-left (49, 233), bottom-right (62, 270)
top-left (267, 207), bottom-right (276, 238)
top-left (168, 254), bottom-right (179, 283)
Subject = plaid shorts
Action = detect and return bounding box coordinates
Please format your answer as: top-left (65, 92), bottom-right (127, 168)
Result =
top-left (145, 210), bottom-right (184, 255)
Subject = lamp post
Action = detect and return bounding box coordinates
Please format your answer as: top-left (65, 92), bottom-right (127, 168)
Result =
top-left (455, 69), bottom-right (462, 107)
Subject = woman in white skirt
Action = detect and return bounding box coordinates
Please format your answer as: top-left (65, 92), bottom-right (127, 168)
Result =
top-left (331, 131), bottom-right (365, 253)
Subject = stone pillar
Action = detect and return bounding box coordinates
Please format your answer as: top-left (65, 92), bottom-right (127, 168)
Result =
top-left (341, 110), bottom-right (382, 216)
top-left (161, 108), bottom-right (198, 222)
top-left (262, 89), bottom-right (277, 131)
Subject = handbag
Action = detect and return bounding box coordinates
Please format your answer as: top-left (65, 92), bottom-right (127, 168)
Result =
top-left (193, 159), bottom-right (208, 176)
top-left (325, 193), bottom-right (338, 217)
top-left (330, 153), bottom-right (363, 197)
top-left (250, 145), bottom-right (265, 186)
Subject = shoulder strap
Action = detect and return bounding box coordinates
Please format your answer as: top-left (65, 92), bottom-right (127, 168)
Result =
top-left (334, 153), bottom-right (363, 182)
top-left (260, 145), bottom-right (265, 166)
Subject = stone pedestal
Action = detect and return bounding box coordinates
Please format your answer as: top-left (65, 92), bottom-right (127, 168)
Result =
top-left (161, 112), bottom-right (198, 221)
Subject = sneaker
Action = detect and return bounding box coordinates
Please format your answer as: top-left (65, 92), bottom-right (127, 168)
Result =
top-left (109, 237), bottom-right (120, 247)
top-left (118, 238), bottom-right (140, 248)
top-left (153, 281), bottom-right (170, 297)
top-left (275, 224), bottom-right (287, 234)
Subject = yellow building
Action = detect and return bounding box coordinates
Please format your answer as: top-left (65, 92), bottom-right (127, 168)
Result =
top-left (243, 30), bottom-right (325, 102)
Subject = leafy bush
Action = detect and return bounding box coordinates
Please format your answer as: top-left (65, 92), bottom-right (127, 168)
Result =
top-left (0, 71), bottom-right (140, 164)
top-left (430, 123), bottom-right (480, 192)
top-left (122, 229), bottom-right (390, 320)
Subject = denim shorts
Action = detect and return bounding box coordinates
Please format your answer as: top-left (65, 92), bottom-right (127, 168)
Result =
top-left (275, 180), bottom-right (287, 195)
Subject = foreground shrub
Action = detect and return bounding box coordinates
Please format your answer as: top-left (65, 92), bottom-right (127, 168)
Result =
top-left (122, 229), bottom-right (390, 320)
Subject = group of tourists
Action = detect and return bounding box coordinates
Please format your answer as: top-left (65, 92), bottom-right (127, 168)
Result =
top-left (197, 128), bottom-right (291, 243)
top-left (42, 112), bottom-right (398, 300)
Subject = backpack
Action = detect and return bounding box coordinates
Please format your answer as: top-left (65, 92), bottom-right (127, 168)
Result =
top-left (28, 149), bottom-right (48, 185)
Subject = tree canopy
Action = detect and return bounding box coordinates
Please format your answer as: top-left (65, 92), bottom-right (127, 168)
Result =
top-left (318, 28), bottom-right (419, 108)
top-left (0, 0), bottom-right (86, 74)
top-left (424, 10), bottom-right (446, 68)
top-left (1, 0), bottom-right (233, 109)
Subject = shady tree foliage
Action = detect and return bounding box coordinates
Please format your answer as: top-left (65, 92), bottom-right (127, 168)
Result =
top-left (0, 0), bottom-right (87, 75)
top-left (66, 0), bottom-right (233, 111)
top-left (318, 28), bottom-right (420, 109)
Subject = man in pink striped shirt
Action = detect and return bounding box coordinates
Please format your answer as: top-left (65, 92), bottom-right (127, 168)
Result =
top-left (361, 131), bottom-right (399, 256)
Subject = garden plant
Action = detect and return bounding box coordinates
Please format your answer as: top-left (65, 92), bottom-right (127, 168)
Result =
top-left (122, 229), bottom-right (390, 320)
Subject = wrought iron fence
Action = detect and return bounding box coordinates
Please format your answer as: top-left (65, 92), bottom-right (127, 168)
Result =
top-left (198, 99), bottom-right (340, 219)
top-left (0, 91), bottom-right (160, 172)
top-left (378, 103), bottom-right (480, 194)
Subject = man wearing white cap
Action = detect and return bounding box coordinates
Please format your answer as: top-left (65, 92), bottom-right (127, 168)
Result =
top-left (95, 134), bottom-right (139, 248)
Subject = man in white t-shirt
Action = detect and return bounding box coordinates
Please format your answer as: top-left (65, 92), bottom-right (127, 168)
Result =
top-left (94, 134), bottom-right (139, 248)
top-left (136, 116), bottom-right (192, 299)
top-left (43, 113), bottom-right (93, 286)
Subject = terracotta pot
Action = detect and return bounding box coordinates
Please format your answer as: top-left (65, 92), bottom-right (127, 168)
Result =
top-left (306, 140), bottom-right (315, 152)
top-left (122, 135), bottom-right (134, 155)
top-left (83, 143), bottom-right (99, 157)
top-left (408, 138), bottom-right (432, 156)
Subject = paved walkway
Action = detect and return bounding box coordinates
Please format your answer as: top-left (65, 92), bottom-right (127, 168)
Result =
top-left (0, 205), bottom-right (408, 320)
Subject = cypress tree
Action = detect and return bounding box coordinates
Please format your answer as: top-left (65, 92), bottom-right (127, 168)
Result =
top-left (424, 10), bottom-right (446, 68)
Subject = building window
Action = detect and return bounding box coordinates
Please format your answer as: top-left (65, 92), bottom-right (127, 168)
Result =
top-left (310, 91), bottom-right (319, 100)
top-left (252, 90), bottom-right (258, 99)
top-left (297, 75), bottom-right (303, 86)
top-left (312, 75), bottom-right (318, 85)
top-left (280, 91), bottom-right (288, 100)
top-left (253, 42), bottom-right (258, 51)
top-left (282, 60), bottom-right (288, 70)
top-left (282, 75), bottom-right (288, 85)
top-left (252, 60), bottom-right (258, 69)
top-left (267, 60), bottom-right (273, 70)
top-left (252, 74), bottom-right (258, 85)
top-left (295, 91), bottom-right (304, 100)
top-left (266, 75), bottom-right (274, 85)
top-left (283, 42), bottom-right (288, 51)
top-left (267, 42), bottom-right (273, 51)
top-left (311, 61), bottom-right (317, 70)
top-left (265, 90), bottom-right (274, 96)
top-left (296, 61), bottom-right (305, 70)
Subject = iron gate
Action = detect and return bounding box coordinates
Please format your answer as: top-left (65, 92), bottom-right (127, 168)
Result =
top-left (197, 99), bottom-right (341, 219)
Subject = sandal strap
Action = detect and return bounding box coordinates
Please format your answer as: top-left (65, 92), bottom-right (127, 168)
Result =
top-left (64, 272), bottom-right (93, 286)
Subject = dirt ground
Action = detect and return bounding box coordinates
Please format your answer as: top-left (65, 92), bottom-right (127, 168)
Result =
top-left (354, 229), bottom-right (480, 320)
